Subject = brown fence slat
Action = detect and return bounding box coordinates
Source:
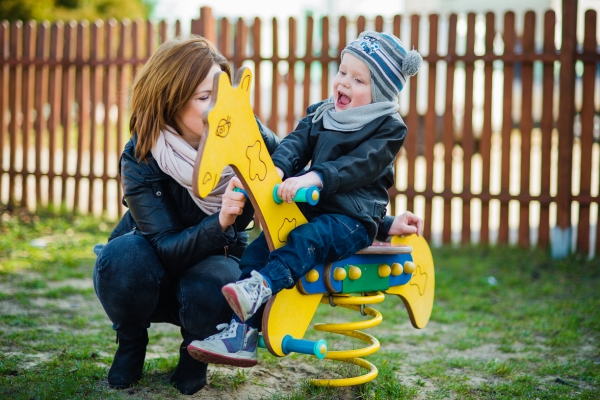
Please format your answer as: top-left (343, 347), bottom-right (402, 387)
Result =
top-left (158, 20), bottom-right (167, 44)
top-left (555, 1), bottom-right (578, 249)
top-left (320, 17), bottom-right (330, 101)
top-left (235, 18), bottom-right (248, 74)
top-left (34, 21), bottom-right (49, 208)
top-left (60, 21), bottom-right (75, 207)
top-left (115, 20), bottom-right (129, 215)
top-left (0, 21), bottom-right (8, 204)
top-left (461, 13), bottom-right (476, 243)
top-left (269, 17), bottom-right (279, 132)
top-left (8, 21), bottom-right (23, 208)
top-left (102, 20), bottom-right (115, 213)
top-left (47, 22), bottom-right (62, 207)
top-left (252, 18), bottom-right (262, 120)
top-left (539, 10), bottom-right (556, 247)
top-left (175, 20), bottom-right (181, 38)
top-left (578, 9), bottom-right (597, 254)
top-left (480, 12), bottom-right (495, 244)
top-left (405, 14), bottom-right (420, 214)
top-left (286, 17), bottom-right (297, 134)
top-left (131, 20), bottom-right (140, 78)
top-left (74, 21), bottom-right (90, 212)
top-left (519, 11), bottom-right (536, 247)
top-left (338, 17), bottom-right (347, 55)
top-left (357, 16), bottom-right (366, 34)
top-left (423, 14), bottom-right (439, 239)
top-left (218, 18), bottom-right (231, 68)
top-left (389, 15), bottom-right (402, 217)
top-left (145, 20), bottom-right (153, 62)
top-left (21, 22), bottom-right (35, 209)
top-left (302, 16), bottom-right (313, 112)
top-left (89, 20), bottom-right (101, 213)
top-left (499, 12), bottom-right (515, 243)
top-left (375, 16), bottom-right (384, 32)
top-left (442, 14), bottom-right (457, 243)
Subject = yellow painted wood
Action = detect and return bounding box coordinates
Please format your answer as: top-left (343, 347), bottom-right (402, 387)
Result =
top-left (306, 269), bottom-right (319, 283)
top-left (334, 267), bottom-right (347, 281)
top-left (385, 234), bottom-right (435, 329)
top-left (403, 261), bottom-right (416, 274)
top-left (262, 289), bottom-right (323, 356)
top-left (193, 67), bottom-right (308, 251)
top-left (391, 262), bottom-right (403, 276)
top-left (378, 264), bottom-right (391, 278)
top-left (348, 266), bottom-right (362, 280)
top-left (193, 67), bottom-right (321, 357)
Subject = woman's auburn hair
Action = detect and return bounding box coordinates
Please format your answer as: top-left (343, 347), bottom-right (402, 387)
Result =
top-left (129, 35), bottom-right (232, 161)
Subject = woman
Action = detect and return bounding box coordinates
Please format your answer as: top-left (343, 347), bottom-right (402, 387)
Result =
top-left (93, 35), bottom-right (423, 396)
top-left (93, 36), bottom-right (278, 395)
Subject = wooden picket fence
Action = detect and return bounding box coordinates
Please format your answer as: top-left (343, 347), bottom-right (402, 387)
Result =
top-left (1, 4), bottom-right (599, 255)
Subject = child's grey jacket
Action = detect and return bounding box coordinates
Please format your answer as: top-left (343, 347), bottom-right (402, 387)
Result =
top-left (271, 100), bottom-right (407, 241)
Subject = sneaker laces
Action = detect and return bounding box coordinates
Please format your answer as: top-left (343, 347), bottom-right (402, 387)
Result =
top-left (205, 320), bottom-right (239, 341)
top-left (238, 271), bottom-right (272, 309)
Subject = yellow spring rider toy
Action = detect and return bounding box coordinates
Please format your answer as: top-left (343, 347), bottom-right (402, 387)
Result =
top-left (193, 67), bottom-right (435, 387)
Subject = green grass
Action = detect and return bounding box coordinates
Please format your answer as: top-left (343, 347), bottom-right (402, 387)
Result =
top-left (0, 208), bottom-right (598, 399)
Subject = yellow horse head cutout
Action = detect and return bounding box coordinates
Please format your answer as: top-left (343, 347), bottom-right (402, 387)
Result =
top-left (193, 67), bottom-right (308, 251)
top-left (193, 68), bottom-right (256, 198)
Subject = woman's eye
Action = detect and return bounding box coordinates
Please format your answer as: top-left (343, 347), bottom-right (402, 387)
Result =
top-left (198, 95), bottom-right (210, 101)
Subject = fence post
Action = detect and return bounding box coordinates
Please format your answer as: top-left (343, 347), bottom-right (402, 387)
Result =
top-left (552, 0), bottom-right (578, 258)
top-left (191, 6), bottom-right (216, 44)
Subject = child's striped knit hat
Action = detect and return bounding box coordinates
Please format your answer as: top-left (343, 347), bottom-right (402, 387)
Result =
top-left (341, 31), bottom-right (422, 102)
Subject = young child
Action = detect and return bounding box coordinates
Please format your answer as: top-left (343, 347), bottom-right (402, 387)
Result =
top-left (187, 31), bottom-right (422, 367)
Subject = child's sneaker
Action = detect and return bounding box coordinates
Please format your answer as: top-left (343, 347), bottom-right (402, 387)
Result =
top-left (221, 271), bottom-right (272, 322)
top-left (187, 320), bottom-right (258, 368)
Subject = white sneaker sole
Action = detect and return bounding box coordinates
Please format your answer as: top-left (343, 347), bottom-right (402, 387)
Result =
top-left (187, 343), bottom-right (257, 368)
top-left (221, 285), bottom-right (253, 322)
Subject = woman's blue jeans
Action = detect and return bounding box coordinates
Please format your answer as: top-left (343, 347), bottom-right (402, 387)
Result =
top-left (93, 232), bottom-right (240, 341)
top-left (239, 213), bottom-right (371, 294)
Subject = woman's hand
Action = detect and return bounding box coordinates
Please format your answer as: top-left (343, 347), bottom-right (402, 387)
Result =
top-left (277, 171), bottom-right (322, 203)
top-left (388, 211), bottom-right (424, 236)
top-left (219, 177), bottom-right (246, 231)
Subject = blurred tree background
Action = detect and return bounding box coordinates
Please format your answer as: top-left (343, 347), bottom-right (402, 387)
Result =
top-left (0, 0), bottom-right (155, 22)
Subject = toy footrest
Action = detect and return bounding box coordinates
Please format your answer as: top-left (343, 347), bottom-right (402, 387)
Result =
top-left (298, 250), bottom-right (414, 295)
top-left (356, 242), bottom-right (412, 254)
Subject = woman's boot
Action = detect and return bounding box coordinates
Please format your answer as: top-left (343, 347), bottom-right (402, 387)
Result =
top-left (108, 330), bottom-right (149, 388)
top-left (170, 329), bottom-right (208, 395)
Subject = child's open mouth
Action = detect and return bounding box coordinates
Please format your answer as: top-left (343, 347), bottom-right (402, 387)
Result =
top-left (337, 92), bottom-right (351, 107)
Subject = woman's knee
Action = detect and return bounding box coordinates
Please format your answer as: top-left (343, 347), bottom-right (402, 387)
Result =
top-left (94, 234), bottom-right (165, 301)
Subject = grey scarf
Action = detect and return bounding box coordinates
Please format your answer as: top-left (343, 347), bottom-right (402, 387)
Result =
top-left (311, 97), bottom-right (400, 132)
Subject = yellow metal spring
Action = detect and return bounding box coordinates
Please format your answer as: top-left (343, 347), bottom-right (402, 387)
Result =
top-left (310, 292), bottom-right (386, 387)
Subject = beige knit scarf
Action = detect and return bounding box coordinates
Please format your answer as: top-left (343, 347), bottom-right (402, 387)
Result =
top-left (151, 127), bottom-right (235, 215)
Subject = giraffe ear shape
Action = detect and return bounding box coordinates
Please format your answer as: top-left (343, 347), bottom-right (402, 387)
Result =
top-left (235, 67), bottom-right (253, 93)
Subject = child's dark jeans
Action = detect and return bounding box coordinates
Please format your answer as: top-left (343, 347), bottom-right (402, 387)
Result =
top-left (239, 213), bottom-right (371, 294)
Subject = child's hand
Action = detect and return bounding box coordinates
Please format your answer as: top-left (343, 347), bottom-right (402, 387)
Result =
top-left (219, 177), bottom-right (246, 231)
top-left (277, 172), bottom-right (322, 203)
top-left (388, 211), bottom-right (423, 236)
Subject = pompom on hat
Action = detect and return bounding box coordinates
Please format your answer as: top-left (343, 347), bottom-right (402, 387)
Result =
top-left (341, 31), bottom-right (422, 102)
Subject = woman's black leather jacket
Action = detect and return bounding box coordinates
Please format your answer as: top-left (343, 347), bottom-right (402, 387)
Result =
top-left (108, 117), bottom-right (280, 277)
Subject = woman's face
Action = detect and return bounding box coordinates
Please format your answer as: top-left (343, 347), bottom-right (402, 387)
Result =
top-left (176, 63), bottom-right (223, 149)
